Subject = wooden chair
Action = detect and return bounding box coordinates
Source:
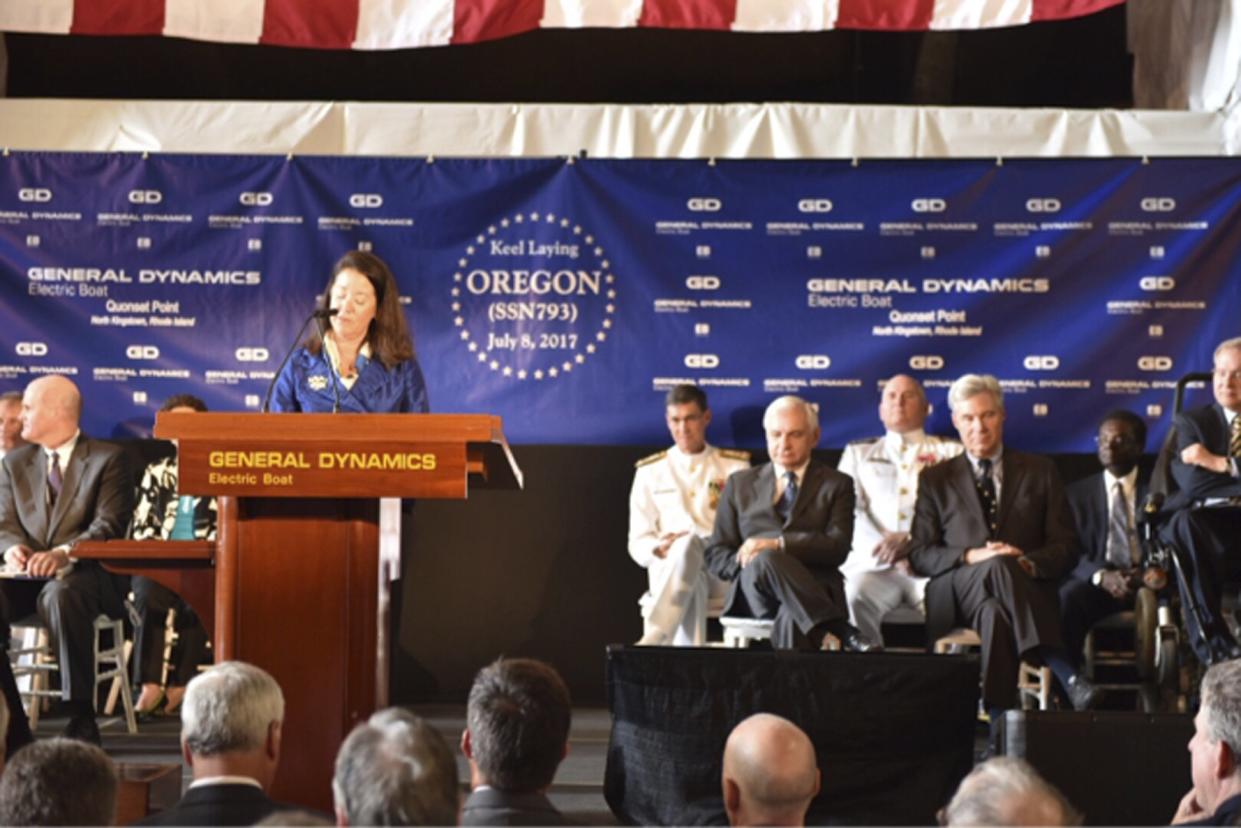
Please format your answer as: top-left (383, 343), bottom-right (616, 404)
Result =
top-left (934, 627), bottom-right (1052, 710)
top-left (10, 614), bottom-right (138, 733)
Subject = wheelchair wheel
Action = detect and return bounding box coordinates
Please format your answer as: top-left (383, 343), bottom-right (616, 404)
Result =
top-left (1138, 682), bottom-right (1161, 713)
top-left (1134, 587), bottom-right (1158, 680)
top-left (1156, 631), bottom-right (1179, 693)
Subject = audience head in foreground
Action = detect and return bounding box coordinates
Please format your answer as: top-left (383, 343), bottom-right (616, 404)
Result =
top-left (137, 661), bottom-right (287, 826)
top-left (460, 657), bottom-right (572, 825)
top-left (0, 737), bottom-right (118, 825)
top-left (333, 708), bottom-right (459, 826)
top-left (722, 713), bottom-right (820, 827)
top-left (1172, 659), bottom-right (1241, 825)
top-left (182, 660), bottom-right (285, 787)
top-left (941, 756), bottom-right (1079, 826)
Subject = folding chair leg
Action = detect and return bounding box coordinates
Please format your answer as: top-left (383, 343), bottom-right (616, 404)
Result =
top-left (104, 639), bottom-right (132, 716)
top-left (116, 647), bottom-right (138, 734)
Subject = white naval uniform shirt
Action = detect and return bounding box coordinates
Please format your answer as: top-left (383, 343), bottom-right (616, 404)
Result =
top-left (838, 429), bottom-right (962, 576)
top-left (627, 443), bottom-right (750, 569)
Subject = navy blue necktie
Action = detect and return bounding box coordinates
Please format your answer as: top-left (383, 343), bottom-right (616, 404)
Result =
top-left (776, 471), bottom-right (798, 522)
top-left (975, 458), bottom-right (998, 538)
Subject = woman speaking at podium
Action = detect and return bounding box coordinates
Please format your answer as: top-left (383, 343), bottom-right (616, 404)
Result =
top-left (271, 250), bottom-right (429, 413)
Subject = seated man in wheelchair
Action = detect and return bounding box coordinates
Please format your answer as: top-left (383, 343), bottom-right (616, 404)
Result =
top-left (1059, 410), bottom-right (1149, 673)
top-left (1160, 336), bottom-right (1241, 664)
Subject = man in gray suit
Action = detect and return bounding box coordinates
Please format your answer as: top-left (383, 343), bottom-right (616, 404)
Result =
top-left (705, 395), bottom-right (872, 651)
top-left (908, 374), bottom-right (1098, 718)
top-left (0, 375), bottom-right (132, 744)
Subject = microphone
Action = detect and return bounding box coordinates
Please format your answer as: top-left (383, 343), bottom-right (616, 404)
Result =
top-left (314, 315), bottom-right (344, 413)
top-left (261, 307), bottom-right (334, 413)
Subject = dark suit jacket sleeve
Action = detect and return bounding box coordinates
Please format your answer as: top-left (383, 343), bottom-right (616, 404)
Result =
top-left (782, 472), bottom-right (854, 568)
top-left (1171, 407), bottom-right (1241, 501)
top-left (0, 456), bottom-right (33, 551)
top-left (1171, 409), bottom-right (1207, 496)
top-left (907, 465), bottom-right (967, 577)
top-left (1067, 480), bottom-right (1105, 582)
top-left (1067, 471), bottom-right (1106, 583)
top-left (1023, 462), bottom-right (1076, 580)
top-left (704, 474), bottom-right (743, 581)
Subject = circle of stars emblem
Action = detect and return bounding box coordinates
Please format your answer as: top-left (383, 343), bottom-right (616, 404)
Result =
top-left (451, 211), bottom-right (617, 381)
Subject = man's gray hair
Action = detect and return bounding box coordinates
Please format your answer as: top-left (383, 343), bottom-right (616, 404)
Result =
top-left (0, 390), bottom-right (21, 405)
top-left (763, 395), bottom-right (820, 432)
top-left (332, 708), bottom-right (459, 826)
top-left (182, 660), bottom-right (285, 756)
top-left (1214, 337), bottom-right (1241, 360)
top-left (947, 374), bottom-right (1004, 414)
top-left (0, 737), bottom-right (118, 825)
top-left (1201, 659), bottom-right (1241, 767)
top-left (942, 757), bottom-right (1079, 826)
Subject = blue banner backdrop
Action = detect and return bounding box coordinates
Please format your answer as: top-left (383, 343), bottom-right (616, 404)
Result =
top-left (1, 153), bottom-right (1237, 450)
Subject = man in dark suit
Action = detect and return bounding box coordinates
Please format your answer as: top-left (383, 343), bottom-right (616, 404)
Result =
top-left (460, 658), bottom-right (570, 826)
top-left (1059, 410), bottom-right (1149, 670)
top-left (140, 661), bottom-right (287, 826)
top-left (0, 375), bottom-right (132, 744)
top-left (1162, 337), bottom-right (1241, 664)
top-left (908, 374), bottom-right (1097, 716)
top-left (705, 395), bottom-right (871, 651)
top-left (334, 708), bottom-right (459, 826)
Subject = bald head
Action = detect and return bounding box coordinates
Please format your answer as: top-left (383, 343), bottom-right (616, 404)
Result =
top-left (879, 373), bottom-right (929, 434)
top-left (21, 376), bottom-right (81, 449)
top-left (722, 714), bottom-right (820, 827)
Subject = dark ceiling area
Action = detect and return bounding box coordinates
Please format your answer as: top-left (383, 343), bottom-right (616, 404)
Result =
top-left (3, 5), bottom-right (1131, 107)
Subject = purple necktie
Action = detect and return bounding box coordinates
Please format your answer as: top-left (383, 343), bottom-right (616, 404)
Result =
top-left (47, 453), bottom-right (63, 503)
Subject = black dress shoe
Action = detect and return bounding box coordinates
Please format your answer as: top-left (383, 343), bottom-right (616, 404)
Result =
top-left (1066, 675), bottom-right (1104, 711)
top-left (61, 713), bottom-right (102, 746)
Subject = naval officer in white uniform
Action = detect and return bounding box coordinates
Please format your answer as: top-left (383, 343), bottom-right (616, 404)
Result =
top-left (837, 374), bottom-right (962, 646)
top-left (629, 384), bottom-right (750, 645)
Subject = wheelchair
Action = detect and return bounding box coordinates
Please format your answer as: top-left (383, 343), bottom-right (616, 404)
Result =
top-left (1081, 370), bottom-right (1241, 712)
top-left (1124, 371), bottom-right (1241, 709)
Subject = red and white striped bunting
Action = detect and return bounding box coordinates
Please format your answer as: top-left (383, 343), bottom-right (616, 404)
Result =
top-left (0, 0), bottom-right (1125, 50)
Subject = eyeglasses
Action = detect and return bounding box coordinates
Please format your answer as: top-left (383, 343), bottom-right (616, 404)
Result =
top-left (1095, 435), bottom-right (1139, 447)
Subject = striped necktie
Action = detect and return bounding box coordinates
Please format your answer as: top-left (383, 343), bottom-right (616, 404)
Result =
top-left (1230, 415), bottom-right (1240, 459)
top-left (1106, 481), bottom-right (1134, 568)
top-left (776, 471), bottom-right (798, 523)
top-left (47, 452), bottom-right (63, 504)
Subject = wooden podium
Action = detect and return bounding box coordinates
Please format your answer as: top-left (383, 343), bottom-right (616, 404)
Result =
top-left (79, 412), bottom-right (522, 811)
